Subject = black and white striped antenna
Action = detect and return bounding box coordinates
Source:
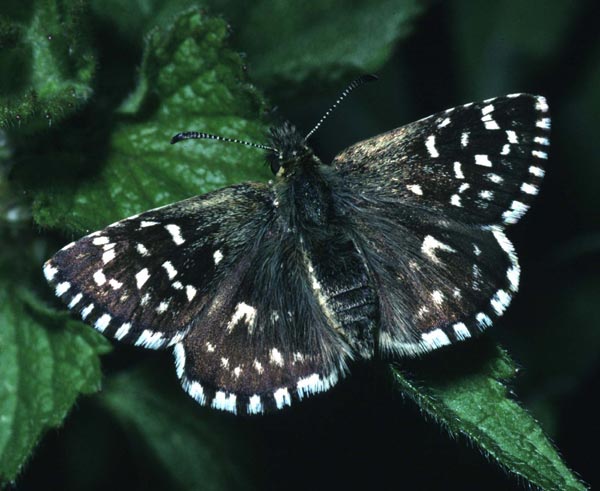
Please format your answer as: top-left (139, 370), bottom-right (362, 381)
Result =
top-left (170, 131), bottom-right (275, 152)
top-left (304, 74), bottom-right (378, 142)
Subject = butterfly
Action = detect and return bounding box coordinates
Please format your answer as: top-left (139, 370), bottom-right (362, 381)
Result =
top-left (43, 75), bottom-right (549, 414)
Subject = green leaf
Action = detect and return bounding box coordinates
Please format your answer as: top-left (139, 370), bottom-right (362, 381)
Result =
top-left (0, 0), bottom-right (95, 131)
top-left (392, 341), bottom-right (587, 491)
top-left (226, 0), bottom-right (425, 89)
top-left (90, 0), bottom-right (425, 90)
top-left (30, 8), bottom-right (270, 235)
top-left (98, 365), bottom-right (259, 491)
top-left (0, 255), bottom-right (110, 482)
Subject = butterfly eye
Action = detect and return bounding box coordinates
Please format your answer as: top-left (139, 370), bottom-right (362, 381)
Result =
top-left (270, 159), bottom-right (282, 175)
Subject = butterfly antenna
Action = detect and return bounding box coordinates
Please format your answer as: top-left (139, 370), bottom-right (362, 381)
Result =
top-left (170, 132), bottom-right (275, 152)
top-left (304, 74), bottom-right (378, 141)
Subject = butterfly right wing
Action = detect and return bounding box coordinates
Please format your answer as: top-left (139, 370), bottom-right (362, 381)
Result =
top-left (331, 94), bottom-right (549, 355)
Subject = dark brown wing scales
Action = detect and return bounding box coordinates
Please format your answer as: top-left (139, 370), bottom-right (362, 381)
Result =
top-left (334, 94), bottom-right (549, 227)
top-left (332, 93), bottom-right (548, 355)
top-left (44, 184), bottom-right (273, 349)
top-left (175, 225), bottom-right (354, 414)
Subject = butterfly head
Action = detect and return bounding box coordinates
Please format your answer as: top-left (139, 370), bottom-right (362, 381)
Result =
top-left (266, 122), bottom-right (313, 177)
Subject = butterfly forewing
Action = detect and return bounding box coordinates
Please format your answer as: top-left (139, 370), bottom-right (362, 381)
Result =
top-left (334, 94), bottom-right (549, 227)
top-left (44, 184), bottom-right (274, 348)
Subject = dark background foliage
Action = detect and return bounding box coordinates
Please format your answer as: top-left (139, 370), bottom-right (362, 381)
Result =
top-left (1, 0), bottom-right (598, 490)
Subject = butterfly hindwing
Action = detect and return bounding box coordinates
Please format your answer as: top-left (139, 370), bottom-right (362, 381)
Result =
top-left (176, 223), bottom-right (355, 414)
top-left (334, 93), bottom-right (549, 227)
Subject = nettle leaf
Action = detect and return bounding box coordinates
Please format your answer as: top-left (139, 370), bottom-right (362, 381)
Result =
top-left (0, 0), bottom-right (95, 130)
top-left (0, 244), bottom-right (110, 482)
top-left (90, 0), bottom-right (425, 90)
top-left (225, 0), bottom-right (425, 89)
top-left (32, 9), bottom-right (270, 235)
top-left (392, 341), bottom-right (587, 491)
top-left (98, 365), bottom-right (259, 491)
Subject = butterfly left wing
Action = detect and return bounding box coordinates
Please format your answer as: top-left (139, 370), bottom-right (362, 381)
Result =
top-left (332, 94), bottom-right (549, 355)
top-left (44, 184), bottom-right (274, 349)
top-left (44, 183), bottom-right (353, 413)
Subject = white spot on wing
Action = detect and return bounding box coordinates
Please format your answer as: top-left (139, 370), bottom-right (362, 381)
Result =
top-left (94, 314), bottom-right (111, 332)
top-left (135, 329), bottom-right (165, 349)
top-left (247, 395), bottom-right (263, 414)
top-left (421, 329), bottom-right (451, 349)
top-left (253, 359), bottom-right (264, 373)
top-left (226, 302), bottom-right (257, 333)
top-left (491, 289), bottom-right (511, 315)
top-left (185, 285), bottom-right (196, 302)
top-left (213, 250), bottom-right (223, 264)
top-left (425, 135), bottom-right (439, 158)
top-left (56, 281), bottom-right (71, 296)
top-left (475, 154), bottom-right (492, 167)
top-left (536, 118), bottom-right (551, 129)
top-left (453, 323), bottom-right (471, 340)
top-left (165, 224), bottom-right (185, 245)
top-left (431, 290), bottom-right (444, 304)
top-left (421, 235), bottom-right (456, 263)
top-left (187, 381), bottom-right (206, 405)
top-left (93, 270), bottom-right (106, 286)
top-left (487, 173), bottom-right (503, 184)
top-left (406, 184), bottom-right (423, 195)
top-left (438, 117), bottom-right (451, 128)
top-left (273, 387), bottom-right (291, 409)
top-left (521, 183), bottom-right (539, 195)
top-left (92, 236), bottom-right (109, 246)
top-left (535, 96), bottom-right (549, 112)
top-left (461, 132), bottom-right (469, 147)
top-left (481, 104), bottom-right (494, 115)
top-left (109, 278), bottom-right (123, 290)
top-left (136, 268), bottom-right (150, 289)
top-left (532, 150), bottom-right (548, 159)
top-left (453, 161), bottom-right (464, 179)
top-left (534, 136), bottom-right (550, 146)
top-left (174, 343), bottom-right (185, 378)
top-left (162, 261), bottom-right (178, 279)
top-left (140, 221), bottom-right (159, 228)
top-left (156, 300), bottom-right (170, 314)
top-left (136, 243), bottom-right (149, 256)
top-left (450, 194), bottom-right (462, 207)
top-left (115, 323), bottom-right (131, 340)
top-left (102, 249), bottom-right (116, 264)
top-left (506, 130), bottom-right (518, 144)
top-left (529, 166), bottom-right (545, 177)
top-left (211, 391), bottom-right (237, 414)
top-left (270, 348), bottom-right (284, 367)
top-left (43, 262), bottom-right (58, 281)
top-left (81, 303), bottom-right (94, 320)
top-left (68, 293), bottom-right (83, 308)
top-left (458, 183), bottom-right (470, 193)
top-left (476, 312), bottom-right (493, 328)
top-left (502, 200), bottom-right (529, 224)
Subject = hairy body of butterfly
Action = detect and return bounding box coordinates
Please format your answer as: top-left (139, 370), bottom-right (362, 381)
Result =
top-left (44, 79), bottom-right (550, 414)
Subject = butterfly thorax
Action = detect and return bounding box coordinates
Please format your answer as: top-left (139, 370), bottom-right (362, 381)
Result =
top-left (266, 123), bottom-right (337, 229)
